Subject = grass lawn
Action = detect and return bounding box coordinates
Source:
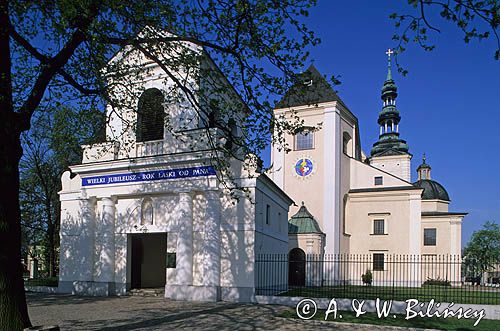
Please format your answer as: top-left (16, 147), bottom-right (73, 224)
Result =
top-left (281, 309), bottom-right (500, 331)
top-left (276, 285), bottom-right (499, 305)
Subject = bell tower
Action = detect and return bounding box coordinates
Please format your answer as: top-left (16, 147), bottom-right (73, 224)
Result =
top-left (370, 49), bottom-right (412, 181)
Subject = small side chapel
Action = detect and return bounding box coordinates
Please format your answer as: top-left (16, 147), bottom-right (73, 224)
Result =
top-left (58, 35), bottom-right (293, 301)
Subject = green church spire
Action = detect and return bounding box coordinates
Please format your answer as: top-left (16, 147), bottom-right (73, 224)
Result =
top-left (370, 49), bottom-right (410, 157)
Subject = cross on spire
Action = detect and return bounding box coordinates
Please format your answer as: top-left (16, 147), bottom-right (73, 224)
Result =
top-left (385, 48), bottom-right (394, 81)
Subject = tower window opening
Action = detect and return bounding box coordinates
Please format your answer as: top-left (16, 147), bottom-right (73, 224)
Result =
top-left (295, 128), bottom-right (314, 150)
top-left (136, 88), bottom-right (165, 142)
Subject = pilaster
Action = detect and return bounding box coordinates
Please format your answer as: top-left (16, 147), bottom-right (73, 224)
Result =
top-left (176, 191), bottom-right (194, 285)
top-left (95, 196), bottom-right (116, 284)
top-left (204, 191), bottom-right (221, 289)
top-left (81, 197), bottom-right (96, 281)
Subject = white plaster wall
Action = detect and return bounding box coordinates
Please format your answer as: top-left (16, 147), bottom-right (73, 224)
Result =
top-left (166, 232), bottom-right (178, 284)
top-left (346, 191), bottom-right (419, 254)
top-left (409, 193), bottom-right (422, 256)
top-left (350, 157), bottom-right (411, 189)
top-left (288, 233), bottom-right (325, 255)
top-left (269, 142), bottom-right (285, 189)
top-left (339, 151), bottom-right (352, 253)
top-left (421, 216), bottom-right (464, 256)
top-left (370, 154), bottom-right (412, 182)
top-left (421, 200), bottom-right (450, 212)
top-left (322, 106), bottom-right (341, 255)
top-left (59, 198), bottom-right (95, 283)
top-left (114, 233), bottom-right (127, 286)
top-left (219, 188), bottom-right (255, 289)
top-left (192, 193), bottom-right (207, 286)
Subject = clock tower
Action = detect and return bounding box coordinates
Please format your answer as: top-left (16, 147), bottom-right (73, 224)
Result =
top-left (271, 65), bottom-right (360, 255)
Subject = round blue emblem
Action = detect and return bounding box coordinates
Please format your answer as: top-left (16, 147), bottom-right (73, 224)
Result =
top-left (295, 158), bottom-right (313, 177)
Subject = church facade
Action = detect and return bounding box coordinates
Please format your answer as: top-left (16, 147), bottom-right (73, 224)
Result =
top-left (271, 51), bottom-right (466, 286)
top-left (58, 35), bottom-right (466, 300)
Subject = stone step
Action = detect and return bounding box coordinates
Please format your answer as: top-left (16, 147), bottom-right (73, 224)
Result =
top-left (128, 288), bottom-right (165, 297)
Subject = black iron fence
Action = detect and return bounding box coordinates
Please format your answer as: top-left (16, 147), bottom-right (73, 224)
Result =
top-left (255, 254), bottom-right (500, 305)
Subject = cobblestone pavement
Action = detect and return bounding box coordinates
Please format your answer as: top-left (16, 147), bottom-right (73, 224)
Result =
top-left (27, 293), bottom-right (436, 330)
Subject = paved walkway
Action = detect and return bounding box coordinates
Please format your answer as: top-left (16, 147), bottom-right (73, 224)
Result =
top-left (27, 293), bottom-right (435, 330)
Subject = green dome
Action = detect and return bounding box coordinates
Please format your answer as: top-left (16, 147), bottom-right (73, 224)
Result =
top-left (413, 179), bottom-right (450, 201)
top-left (381, 80), bottom-right (398, 99)
top-left (370, 134), bottom-right (409, 156)
top-left (288, 203), bottom-right (323, 234)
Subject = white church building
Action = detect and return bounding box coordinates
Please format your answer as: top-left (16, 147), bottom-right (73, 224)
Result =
top-left (58, 36), bottom-right (466, 300)
top-left (58, 35), bottom-right (293, 301)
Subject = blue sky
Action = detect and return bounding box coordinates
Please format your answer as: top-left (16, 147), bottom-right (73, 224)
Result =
top-left (263, 1), bottom-right (500, 247)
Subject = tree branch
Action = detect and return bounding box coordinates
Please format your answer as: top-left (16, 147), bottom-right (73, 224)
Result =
top-left (103, 36), bottom-right (238, 55)
top-left (11, 26), bottom-right (101, 96)
top-left (419, 0), bottom-right (441, 33)
top-left (56, 70), bottom-right (101, 95)
top-left (16, 2), bottom-right (101, 130)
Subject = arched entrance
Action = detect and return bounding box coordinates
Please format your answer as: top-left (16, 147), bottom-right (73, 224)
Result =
top-left (289, 248), bottom-right (306, 287)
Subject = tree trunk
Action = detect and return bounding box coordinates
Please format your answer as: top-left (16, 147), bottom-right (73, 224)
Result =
top-left (0, 0), bottom-right (32, 328)
top-left (0, 127), bottom-right (32, 329)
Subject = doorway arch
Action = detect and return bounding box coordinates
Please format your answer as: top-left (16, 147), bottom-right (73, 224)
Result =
top-left (289, 248), bottom-right (306, 287)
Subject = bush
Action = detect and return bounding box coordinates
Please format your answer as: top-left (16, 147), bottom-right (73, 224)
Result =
top-left (423, 277), bottom-right (451, 287)
top-left (362, 270), bottom-right (372, 286)
top-left (24, 277), bottom-right (58, 287)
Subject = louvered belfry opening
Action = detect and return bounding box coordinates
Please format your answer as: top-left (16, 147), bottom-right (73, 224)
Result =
top-left (136, 88), bottom-right (165, 142)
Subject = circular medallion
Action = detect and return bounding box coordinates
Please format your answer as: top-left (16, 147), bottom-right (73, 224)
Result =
top-left (295, 158), bottom-right (314, 177)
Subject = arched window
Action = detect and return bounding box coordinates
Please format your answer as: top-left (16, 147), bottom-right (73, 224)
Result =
top-left (343, 132), bottom-right (352, 157)
top-left (136, 88), bottom-right (165, 142)
top-left (141, 198), bottom-right (154, 225)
